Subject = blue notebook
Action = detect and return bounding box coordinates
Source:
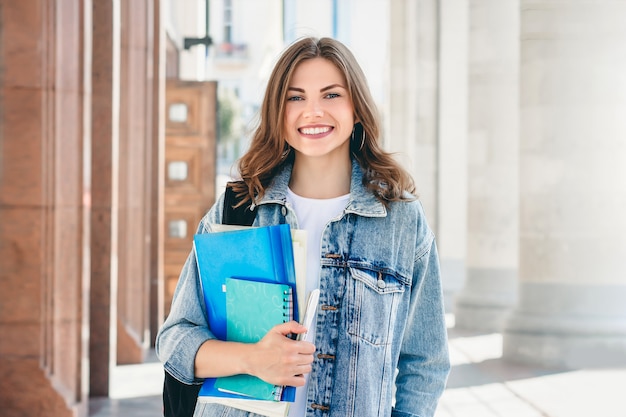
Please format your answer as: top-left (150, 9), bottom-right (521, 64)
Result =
top-left (194, 224), bottom-right (298, 402)
top-left (214, 278), bottom-right (293, 401)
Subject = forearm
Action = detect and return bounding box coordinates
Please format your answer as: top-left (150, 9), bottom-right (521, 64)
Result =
top-left (194, 338), bottom-right (256, 378)
top-left (194, 321), bottom-right (314, 386)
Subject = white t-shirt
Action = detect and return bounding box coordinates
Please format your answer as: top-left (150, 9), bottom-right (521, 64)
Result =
top-left (286, 188), bottom-right (350, 417)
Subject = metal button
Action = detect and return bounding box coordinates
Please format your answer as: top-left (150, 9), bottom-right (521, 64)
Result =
top-left (377, 279), bottom-right (386, 289)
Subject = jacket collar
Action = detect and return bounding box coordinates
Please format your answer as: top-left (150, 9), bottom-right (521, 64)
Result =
top-left (258, 158), bottom-right (387, 218)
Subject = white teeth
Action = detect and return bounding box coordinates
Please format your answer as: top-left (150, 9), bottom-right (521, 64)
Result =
top-left (301, 126), bottom-right (331, 135)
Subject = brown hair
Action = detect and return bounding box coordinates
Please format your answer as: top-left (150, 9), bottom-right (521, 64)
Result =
top-left (233, 37), bottom-right (415, 206)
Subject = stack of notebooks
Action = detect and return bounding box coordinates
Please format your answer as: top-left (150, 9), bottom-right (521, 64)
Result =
top-left (193, 224), bottom-right (311, 417)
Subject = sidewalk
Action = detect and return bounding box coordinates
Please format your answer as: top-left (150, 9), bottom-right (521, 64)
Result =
top-left (89, 317), bottom-right (626, 417)
top-left (440, 324), bottom-right (626, 417)
top-left (89, 349), bottom-right (163, 417)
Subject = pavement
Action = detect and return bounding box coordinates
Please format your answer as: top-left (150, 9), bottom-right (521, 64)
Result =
top-left (89, 315), bottom-right (626, 417)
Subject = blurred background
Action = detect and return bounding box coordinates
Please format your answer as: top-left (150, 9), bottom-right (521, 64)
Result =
top-left (0, 1), bottom-right (625, 416)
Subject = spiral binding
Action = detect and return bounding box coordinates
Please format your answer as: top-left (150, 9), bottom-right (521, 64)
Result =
top-left (282, 288), bottom-right (293, 324)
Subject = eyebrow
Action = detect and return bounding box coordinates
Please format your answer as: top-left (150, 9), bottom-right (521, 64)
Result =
top-left (287, 83), bottom-right (346, 93)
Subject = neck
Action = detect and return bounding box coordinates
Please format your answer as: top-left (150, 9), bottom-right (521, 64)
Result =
top-left (289, 155), bottom-right (351, 199)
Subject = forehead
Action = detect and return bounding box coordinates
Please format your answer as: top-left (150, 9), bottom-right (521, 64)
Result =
top-left (290, 57), bottom-right (346, 86)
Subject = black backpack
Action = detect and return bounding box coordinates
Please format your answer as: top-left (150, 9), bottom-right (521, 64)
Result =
top-left (163, 182), bottom-right (257, 417)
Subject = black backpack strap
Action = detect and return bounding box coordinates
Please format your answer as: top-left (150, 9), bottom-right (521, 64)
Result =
top-left (163, 371), bottom-right (201, 417)
top-left (223, 181), bottom-right (257, 226)
top-left (163, 181), bottom-right (257, 417)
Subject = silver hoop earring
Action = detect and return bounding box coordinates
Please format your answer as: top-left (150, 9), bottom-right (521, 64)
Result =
top-left (351, 126), bottom-right (366, 152)
top-left (281, 145), bottom-right (291, 159)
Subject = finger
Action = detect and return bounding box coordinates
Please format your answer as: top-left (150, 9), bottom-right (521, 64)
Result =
top-left (297, 363), bottom-right (313, 374)
top-left (272, 321), bottom-right (307, 336)
top-left (291, 363), bottom-right (314, 379)
top-left (298, 341), bottom-right (316, 354)
top-left (298, 352), bottom-right (315, 365)
top-left (284, 374), bottom-right (307, 387)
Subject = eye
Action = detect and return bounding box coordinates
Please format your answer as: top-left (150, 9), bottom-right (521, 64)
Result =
top-left (287, 95), bottom-right (304, 102)
top-left (325, 92), bottom-right (340, 99)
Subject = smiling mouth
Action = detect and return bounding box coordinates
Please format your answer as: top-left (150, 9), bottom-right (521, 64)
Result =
top-left (300, 126), bottom-right (332, 135)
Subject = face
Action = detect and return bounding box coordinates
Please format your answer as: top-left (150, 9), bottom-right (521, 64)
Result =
top-left (283, 58), bottom-right (355, 163)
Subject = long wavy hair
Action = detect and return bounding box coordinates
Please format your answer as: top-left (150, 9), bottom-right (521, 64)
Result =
top-left (232, 37), bottom-right (415, 207)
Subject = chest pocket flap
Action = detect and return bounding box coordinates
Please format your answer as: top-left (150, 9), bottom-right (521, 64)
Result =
top-left (349, 267), bottom-right (407, 295)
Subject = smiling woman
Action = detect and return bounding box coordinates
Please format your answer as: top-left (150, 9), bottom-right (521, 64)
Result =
top-left (156, 37), bottom-right (450, 417)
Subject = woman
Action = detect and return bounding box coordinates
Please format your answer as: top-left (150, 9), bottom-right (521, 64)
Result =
top-left (156, 36), bottom-right (450, 417)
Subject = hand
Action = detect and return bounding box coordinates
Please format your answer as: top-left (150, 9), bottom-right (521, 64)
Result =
top-left (247, 321), bottom-right (316, 387)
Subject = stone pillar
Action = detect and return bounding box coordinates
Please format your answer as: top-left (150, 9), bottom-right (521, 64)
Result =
top-left (389, 0), bottom-right (468, 311)
top-left (503, 1), bottom-right (626, 368)
top-left (0, 1), bottom-right (90, 415)
top-left (148, 0), bottom-right (166, 347)
top-left (387, 1), bottom-right (419, 181)
top-left (437, 0), bottom-right (469, 310)
top-left (90, 0), bottom-right (120, 396)
top-left (455, 1), bottom-right (519, 331)
top-left (116, 0), bottom-right (155, 365)
top-left (387, 0), bottom-right (438, 219)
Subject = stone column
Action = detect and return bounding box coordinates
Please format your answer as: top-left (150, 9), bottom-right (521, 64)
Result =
top-left (388, 0), bottom-right (438, 220)
top-left (116, 0), bottom-right (154, 365)
top-left (503, 1), bottom-right (626, 368)
top-left (388, 0), bottom-right (420, 189)
top-left (437, 0), bottom-right (469, 310)
top-left (389, 0), bottom-right (464, 309)
top-left (455, 1), bottom-right (519, 331)
top-left (0, 0), bottom-right (91, 415)
top-left (149, 0), bottom-right (166, 347)
top-left (90, 0), bottom-right (120, 396)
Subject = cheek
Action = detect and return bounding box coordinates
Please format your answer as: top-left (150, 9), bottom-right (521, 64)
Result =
top-left (284, 108), bottom-right (297, 129)
top-left (334, 103), bottom-right (355, 123)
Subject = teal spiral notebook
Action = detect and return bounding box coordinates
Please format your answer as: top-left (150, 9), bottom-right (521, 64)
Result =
top-left (223, 277), bottom-right (293, 344)
top-left (214, 278), bottom-right (293, 401)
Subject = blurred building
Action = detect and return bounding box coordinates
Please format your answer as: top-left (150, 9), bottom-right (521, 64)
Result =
top-left (0, 1), bottom-right (624, 416)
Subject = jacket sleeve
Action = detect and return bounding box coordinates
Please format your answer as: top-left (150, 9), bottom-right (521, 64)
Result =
top-left (154, 193), bottom-right (226, 384)
top-left (392, 222), bottom-right (450, 417)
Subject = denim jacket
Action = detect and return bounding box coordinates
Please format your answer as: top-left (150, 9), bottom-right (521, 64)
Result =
top-left (156, 160), bottom-right (450, 417)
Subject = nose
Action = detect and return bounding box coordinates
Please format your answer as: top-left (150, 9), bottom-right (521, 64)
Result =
top-left (304, 99), bottom-right (323, 118)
